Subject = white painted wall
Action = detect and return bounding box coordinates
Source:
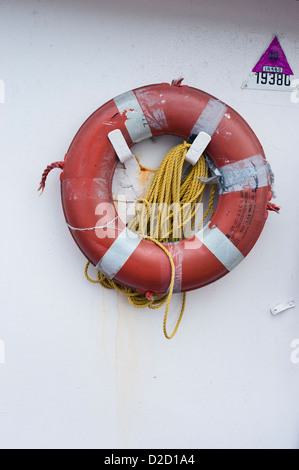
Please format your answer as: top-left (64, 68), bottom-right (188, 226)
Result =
top-left (0, 0), bottom-right (299, 450)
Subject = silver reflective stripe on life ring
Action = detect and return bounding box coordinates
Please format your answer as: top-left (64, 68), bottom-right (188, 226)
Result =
top-left (96, 227), bottom-right (142, 279)
top-left (198, 225), bottom-right (244, 272)
top-left (114, 90), bottom-right (152, 143)
top-left (191, 99), bottom-right (227, 136)
top-left (219, 154), bottom-right (269, 194)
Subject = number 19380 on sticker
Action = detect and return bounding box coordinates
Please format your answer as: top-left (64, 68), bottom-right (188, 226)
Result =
top-left (256, 72), bottom-right (291, 86)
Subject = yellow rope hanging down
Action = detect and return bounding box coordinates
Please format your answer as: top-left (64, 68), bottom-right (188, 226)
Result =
top-left (85, 141), bottom-right (216, 339)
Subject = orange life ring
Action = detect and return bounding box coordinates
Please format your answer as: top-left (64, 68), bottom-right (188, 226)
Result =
top-left (61, 81), bottom-right (275, 294)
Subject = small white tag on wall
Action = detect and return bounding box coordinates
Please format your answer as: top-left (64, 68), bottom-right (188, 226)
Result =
top-left (270, 300), bottom-right (295, 316)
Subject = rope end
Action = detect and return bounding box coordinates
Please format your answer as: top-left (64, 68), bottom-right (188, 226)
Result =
top-left (38, 161), bottom-right (65, 193)
top-left (267, 202), bottom-right (280, 214)
top-left (146, 291), bottom-right (155, 301)
top-left (38, 184), bottom-right (45, 194)
top-left (171, 77), bottom-right (184, 87)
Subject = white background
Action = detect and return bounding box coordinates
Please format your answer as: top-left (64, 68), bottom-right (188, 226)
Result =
top-left (0, 0), bottom-right (299, 449)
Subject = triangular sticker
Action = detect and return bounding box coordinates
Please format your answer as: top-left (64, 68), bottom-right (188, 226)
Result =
top-left (242, 36), bottom-right (294, 92)
top-left (253, 36), bottom-right (293, 75)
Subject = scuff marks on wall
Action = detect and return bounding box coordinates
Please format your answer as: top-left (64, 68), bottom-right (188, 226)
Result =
top-left (115, 294), bottom-right (140, 448)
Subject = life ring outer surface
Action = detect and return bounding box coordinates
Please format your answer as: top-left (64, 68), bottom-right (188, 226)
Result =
top-left (61, 83), bottom-right (273, 294)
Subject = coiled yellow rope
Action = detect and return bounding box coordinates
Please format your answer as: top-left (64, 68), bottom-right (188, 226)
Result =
top-left (85, 141), bottom-right (216, 339)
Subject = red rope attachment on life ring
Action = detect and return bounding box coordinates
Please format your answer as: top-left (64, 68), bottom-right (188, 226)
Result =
top-left (38, 161), bottom-right (65, 193)
top-left (171, 77), bottom-right (184, 87)
top-left (267, 202), bottom-right (280, 213)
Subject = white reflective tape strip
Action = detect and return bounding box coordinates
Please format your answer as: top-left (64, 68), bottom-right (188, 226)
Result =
top-left (197, 225), bottom-right (244, 272)
top-left (219, 154), bottom-right (269, 194)
top-left (191, 99), bottom-right (227, 136)
top-left (108, 129), bottom-right (133, 163)
top-left (114, 90), bottom-right (152, 143)
top-left (96, 227), bottom-right (142, 279)
top-left (185, 132), bottom-right (212, 165)
top-left (134, 88), bottom-right (168, 131)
